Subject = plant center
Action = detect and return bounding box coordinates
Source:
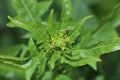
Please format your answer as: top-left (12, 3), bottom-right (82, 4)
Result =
top-left (50, 32), bottom-right (71, 50)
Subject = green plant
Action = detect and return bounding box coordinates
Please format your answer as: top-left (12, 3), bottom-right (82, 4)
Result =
top-left (0, 0), bottom-right (120, 80)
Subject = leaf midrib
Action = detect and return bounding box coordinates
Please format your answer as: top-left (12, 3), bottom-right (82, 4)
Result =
top-left (20, 0), bottom-right (36, 24)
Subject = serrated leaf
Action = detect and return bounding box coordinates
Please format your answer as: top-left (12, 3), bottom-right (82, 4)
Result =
top-left (69, 15), bottom-right (93, 41)
top-left (22, 57), bottom-right (40, 80)
top-left (5, 0), bottom-right (120, 79)
top-left (49, 51), bottom-right (61, 69)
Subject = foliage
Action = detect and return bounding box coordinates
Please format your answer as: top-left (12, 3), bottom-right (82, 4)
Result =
top-left (0, 0), bottom-right (120, 80)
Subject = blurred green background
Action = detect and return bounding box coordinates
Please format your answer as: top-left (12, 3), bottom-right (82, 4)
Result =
top-left (0, 0), bottom-right (120, 80)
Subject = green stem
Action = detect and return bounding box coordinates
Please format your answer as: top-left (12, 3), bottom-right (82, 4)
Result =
top-left (39, 48), bottom-right (51, 57)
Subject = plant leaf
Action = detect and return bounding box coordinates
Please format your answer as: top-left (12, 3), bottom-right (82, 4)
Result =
top-left (41, 71), bottom-right (53, 80)
top-left (0, 55), bottom-right (29, 63)
top-left (76, 31), bottom-right (91, 48)
top-left (38, 57), bottom-right (47, 77)
top-left (60, 0), bottom-right (73, 30)
top-left (7, 16), bottom-right (49, 44)
top-left (48, 9), bottom-right (56, 35)
top-left (88, 24), bottom-right (118, 47)
top-left (7, 0), bottom-right (52, 44)
top-left (49, 51), bottom-right (61, 69)
top-left (60, 56), bottom-right (100, 67)
top-left (7, 16), bottom-right (35, 32)
top-left (0, 60), bottom-right (23, 69)
top-left (10, 0), bottom-right (52, 22)
top-left (61, 0), bottom-right (72, 21)
top-left (55, 74), bottom-right (71, 80)
top-left (0, 44), bottom-right (26, 56)
top-left (0, 62), bottom-right (24, 79)
top-left (88, 62), bottom-right (97, 70)
top-left (72, 38), bottom-right (120, 58)
top-left (69, 15), bottom-right (93, 41)
top-left (28, 38), bottom-right (38, 56)
top-left (22, 57), bottom-right (40, 80)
